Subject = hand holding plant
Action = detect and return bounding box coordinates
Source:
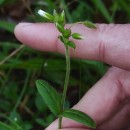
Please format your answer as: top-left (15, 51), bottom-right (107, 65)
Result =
top-left (14, 14), bottom-right (130, 130)
top-left (36, 9), bottom-right (96, 129)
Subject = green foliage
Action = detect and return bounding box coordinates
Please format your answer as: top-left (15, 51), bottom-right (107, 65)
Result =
top-left (91, 0), bottom-right (112, 23)
top-left (65, 41), bottom-right (76, 49)
top-left (37, 9), bottom-right (97, 129)
top-left (36, 80), bottom-right (61, 115)
top-left (0, 121), bottom-right (14, 130)
top-left (0, 21), bottom-right (16, 33)
top-left (0, 0), bottom-right (5, 4)
top-left (63, 29), bottom-right (71, 38)
top-left (1, 0), bottom-right (130, 130)
top-left (61, 109), bottom-right (96, 128)
top-left (0, 113), bottom-right (23, 130)
top-left (35, 93), bottom-right (48, 112)
top-left (0, 0), bottom-right (16, 5)
top-left (36, 114), bottom-right (55, 127)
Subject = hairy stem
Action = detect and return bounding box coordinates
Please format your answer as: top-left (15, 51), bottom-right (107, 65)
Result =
top-left (58, 46), bottom-right (70, 129)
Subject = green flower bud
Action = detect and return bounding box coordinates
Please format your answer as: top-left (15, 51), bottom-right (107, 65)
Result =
top-left (84, 20), bottom-right (97, 29)
top-left (66, 41), bottom-right (76, 49)
top-left (55, 22), bottom-right (65, 33)
top-left (63, 29), bottom-right (71, 38)
top-left (59, 10), bottom-right (65, 24)
top-left (58, 36), bottom-right (76, 49)
top-left (58, 36), bottom-right (68, 44)
top-left (53, 9), bottom-right (59, 22)
top-left (38, 9), bottom-right (54, 21)
top-left (53, 9), bottom-right (58, 16)
top-left (72, 33), bottom-right (84, 40)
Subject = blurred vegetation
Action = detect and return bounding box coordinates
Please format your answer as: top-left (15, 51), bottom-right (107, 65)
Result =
top-left (0, 0), bottom-right (130, 129)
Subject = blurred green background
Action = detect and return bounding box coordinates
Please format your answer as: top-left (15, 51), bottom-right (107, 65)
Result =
top-left (0, 0), bottom-right (129, 129)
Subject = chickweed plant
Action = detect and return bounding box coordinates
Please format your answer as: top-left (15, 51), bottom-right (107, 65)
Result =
top-left (36, 9), bottom-right (97, 129)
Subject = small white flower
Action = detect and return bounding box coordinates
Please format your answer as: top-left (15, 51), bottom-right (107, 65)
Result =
top-left (38, 9), bottom-right (46, 17)
top-left (38, 9), bottom-right (54, 21)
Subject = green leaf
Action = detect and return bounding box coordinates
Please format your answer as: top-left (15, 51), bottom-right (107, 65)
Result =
top-left (36, 80), bottom-right (61, 115)
top-left (9, 111), bottom-right (23, 130)
top-left (35, 93), bottom-right (48, 112)
top-left (61, 109), bottom-right (96, 128)
top-left (0, 21), bottom-right (16, 33)
top-left (84, 21), bottom-right (97, 29)
top-left (0, 121), bottom-right (14, 130)
top-left (0, 0), bottom-right (5, 4)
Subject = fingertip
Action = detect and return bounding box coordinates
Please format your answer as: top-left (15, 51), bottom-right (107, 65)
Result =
top-left (14, 22), bottom-right (32, 36)
top-left (14, 23), bottom-right (20, 39)
top-left (14, 22), bottom-right (34, 47)
top-left (14, 22), bottom-right (61, 52)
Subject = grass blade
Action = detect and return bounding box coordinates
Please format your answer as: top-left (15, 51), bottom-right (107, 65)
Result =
top-left (0, 121), bottom-right (14, 130)
top-left (91, 0), bottom-right (112, 22)
top-left (0, 21), bottom-right (16, 33)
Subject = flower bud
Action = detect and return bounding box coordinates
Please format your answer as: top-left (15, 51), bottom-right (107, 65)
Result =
top-left (84, 20), bottom-right (97, 29)
top-left (58, 36), bottom-right (76, 49)
top-left (53, 9), bottom-right (59, 22)
top-left (55, 22), bottom-right (65, 33)
top-left (38, 9), bottom-right (54, 21)
top-left (63, 29), bottom-right (71, 38)
top-left (59, 10), bottom-right (65, 24)
top-left (66, 41), bottom-right (76, 49)
top-left (72, 33), bottom-right (84, 40)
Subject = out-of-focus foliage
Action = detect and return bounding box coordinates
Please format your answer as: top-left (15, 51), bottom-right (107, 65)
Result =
top-left (0, 0), bottom-right (129, 129)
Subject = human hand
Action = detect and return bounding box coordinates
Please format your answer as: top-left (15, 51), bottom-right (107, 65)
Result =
top-left (14, 23), bottom-right (130, 130)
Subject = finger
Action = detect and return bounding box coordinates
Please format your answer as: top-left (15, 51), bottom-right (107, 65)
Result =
top-left (97, 102), bottom-right (130, 130)
top-left (127, 126), bottom-right (130, 130)
top-left (46, 67), bottom-right (130, 130)
top-left (58, 128), bottom-right (90, 130)
top-left (14, 23), bottom-right (130, 70)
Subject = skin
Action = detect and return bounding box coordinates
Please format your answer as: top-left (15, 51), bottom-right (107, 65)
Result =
top-left (14, 23), bottom-right (130, 130)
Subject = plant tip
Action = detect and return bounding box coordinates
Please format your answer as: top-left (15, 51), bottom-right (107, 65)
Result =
top-left (38, 9), bottom-right (46, 16)
top-left (38, 9), bottom-right (54, 21)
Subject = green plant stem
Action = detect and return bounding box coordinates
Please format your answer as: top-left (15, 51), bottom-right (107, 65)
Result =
top-left (58, 45), bottom-right (70, 129)
top-left (69, 22), bottom-right (83, 29)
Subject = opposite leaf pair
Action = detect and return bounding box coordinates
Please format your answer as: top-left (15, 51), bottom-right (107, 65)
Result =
top-left (36, 80), bottom-right (96, 128)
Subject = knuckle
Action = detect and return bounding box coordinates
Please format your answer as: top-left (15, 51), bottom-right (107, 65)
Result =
top-left (98, 39), bottom-right (106, 62)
